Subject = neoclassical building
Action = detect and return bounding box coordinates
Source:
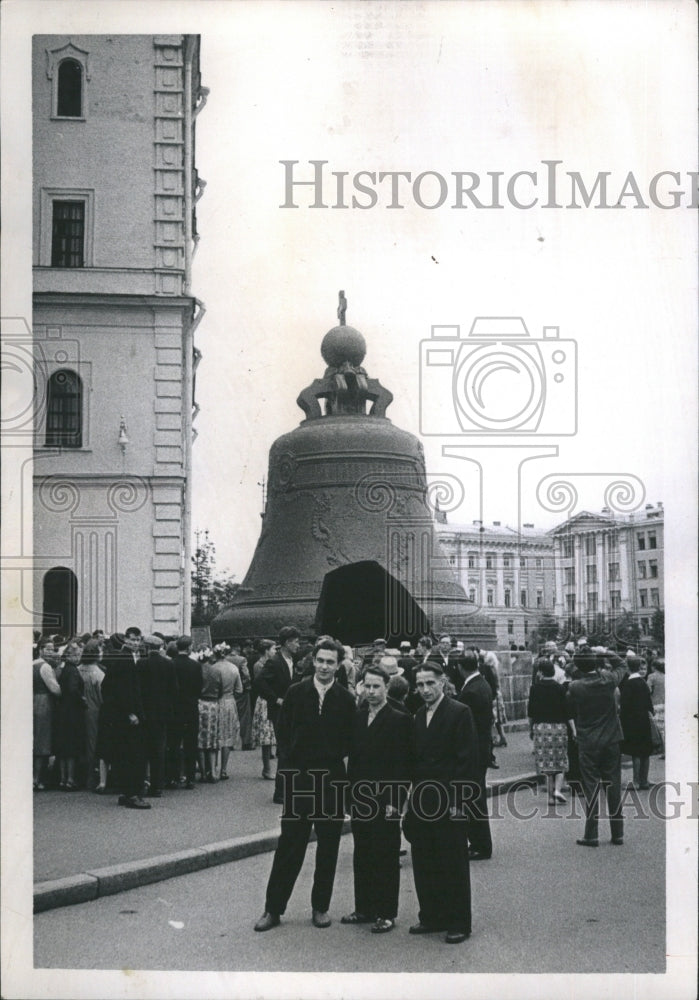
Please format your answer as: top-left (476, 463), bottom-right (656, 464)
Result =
top-left (434, 514), bottom-right (555, 647)
top-left (550, 502), bottom-right (664, 636)
top-left (32, 35), bottom-right (206, 635)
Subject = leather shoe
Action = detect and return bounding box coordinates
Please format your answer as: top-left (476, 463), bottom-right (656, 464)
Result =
top-left (611, 838), bottom-right (624, 845)
top-left (409, 922), bottom-right (443, 934)
top-left (340, 912), bottom-right (374, 924)
top-left (254, 912), bottom-right (280, 932)
top-left (125, 796), bottom-right (151, 810)
top-left (468, 849), bottom-right (492, 861)
top-left (312, 910), bottom-right (331, 928)
top-left (445, 930), bottom-right (470, 944)
top-left (576, 838), bottom-right (599, 847)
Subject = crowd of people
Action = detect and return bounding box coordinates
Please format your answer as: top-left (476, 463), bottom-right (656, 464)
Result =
top-left (31, 628), bottom-right (508, 803)
top-left (32, 625), bottom-right (665, 939)
top-left (527, 638), bottom-right (665, 812)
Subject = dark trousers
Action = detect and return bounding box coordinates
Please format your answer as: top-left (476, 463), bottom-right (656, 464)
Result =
top-left (632, 755), bottom-right (650, 787)
top-left (410, 818), bottom-right (471, 933)
top-left (145, 720), bottom-right (167, 793)
top-left (167, 711), bottom-right (198, 783)
top-left (112, 725), bottom-right (146, 799)
top-left (466, 767), bottom-right (492, 857)
top-left (264, 815), bottom-right (344, 915)
top-left (351, 814), bottom-right (402, 919)
top-left (579, 742), bottom-right (623, 842)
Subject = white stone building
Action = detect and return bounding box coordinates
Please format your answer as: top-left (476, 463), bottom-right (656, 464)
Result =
top-left (32, 35), bottom-right (206, 635)
top-left (550, 502), bottom-right (664, 637)
top-left (434, 515), bottom-right (555, 648)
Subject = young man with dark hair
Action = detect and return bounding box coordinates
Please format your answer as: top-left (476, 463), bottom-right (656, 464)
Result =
top-left (256, 625), bottom-right (302, 803)
top-left (404, 661), bottom-right (478, 944)
top-left (254, 638), bottom-right (355, 931)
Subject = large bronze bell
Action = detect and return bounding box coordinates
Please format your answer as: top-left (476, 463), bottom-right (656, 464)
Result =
top-left (212, 295), bottom-right (495, 646)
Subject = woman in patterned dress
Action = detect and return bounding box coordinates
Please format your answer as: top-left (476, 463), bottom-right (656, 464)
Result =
top-left (197, 649), bottom-right (223, 782)
top-left (251, 639), bottom-right (277, 779)
top-left (217, 646), bottom-right (243, 779)
top-left (528, 657), bottom-right (575, 805)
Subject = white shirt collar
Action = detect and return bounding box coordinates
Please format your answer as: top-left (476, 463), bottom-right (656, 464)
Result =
top-left (460, 671), bottom-right (480, 689)
top-left (313, 676), bottom-right (334, 697)
top-left (426, 692), bottom-right (445, 717)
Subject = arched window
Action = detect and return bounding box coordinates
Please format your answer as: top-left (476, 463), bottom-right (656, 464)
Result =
top-left (42, 567), bottom-right (78, 637)
top-left (45, 370), bottom-right (82, 448)
top-left (57, 59), bottom-right (82, 117)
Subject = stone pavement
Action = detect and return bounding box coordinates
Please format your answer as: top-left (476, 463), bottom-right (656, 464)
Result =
top-left (34, 725), bottom-right (538, 912)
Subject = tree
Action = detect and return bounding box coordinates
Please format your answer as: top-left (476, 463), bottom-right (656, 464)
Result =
top-left (609, 609), bottom-right (641, 650)
top-left (191, 530), bottom-right (239, 626)
top-left (586, 613), bottom-right (613, 648)
top-left (527, 612), bottom-right (559, 651)
top-left (650, 609), bottom-right (664, 650)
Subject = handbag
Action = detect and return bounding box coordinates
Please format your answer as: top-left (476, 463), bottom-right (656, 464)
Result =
top-left (648, 711), bottom-right (664, 755)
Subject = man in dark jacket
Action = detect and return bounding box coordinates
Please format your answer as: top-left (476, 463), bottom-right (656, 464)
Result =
top-left (140, 635), bottom-right (178, 797)
top-left (567, 646), bottom-right (629, 846)
top-left (456, 651), bottom-right (494, 860)
top-left (255, 625), bottom-right (301, 803)
top-left (167, 635), bottom-right (203, 789)
top-left (100, 626), bottom-right (149, 809)
top-left (342, 665), bottom-right (412, 933)
top-left (254, 638), bottom-right (356, 932)
top-left (404, 662), bottom-right (479, 944)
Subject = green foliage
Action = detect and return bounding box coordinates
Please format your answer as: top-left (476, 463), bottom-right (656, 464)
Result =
top-left (191, 530), bottom-right (239, 626)
top-left (650, 608), bottom-right (664, 650)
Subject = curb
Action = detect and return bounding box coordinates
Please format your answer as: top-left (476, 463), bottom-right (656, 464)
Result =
top-left (34, 776), bottom-right (538, 913)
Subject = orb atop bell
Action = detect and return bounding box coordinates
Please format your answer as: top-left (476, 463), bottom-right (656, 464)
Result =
top-left (320, 325), bottom-right (366, 368)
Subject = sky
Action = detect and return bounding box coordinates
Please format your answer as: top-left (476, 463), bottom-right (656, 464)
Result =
top-left (187, 2), bottom-right (696, 581)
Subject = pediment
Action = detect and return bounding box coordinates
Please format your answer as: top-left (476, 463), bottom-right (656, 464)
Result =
top-left (549, 510), bottom-right (617, 535)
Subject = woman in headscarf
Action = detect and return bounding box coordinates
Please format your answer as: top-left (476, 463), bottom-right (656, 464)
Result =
top-left (197, 647), bottom-right (223, 782)
top-left (55, 640), bottom-right (86, 790)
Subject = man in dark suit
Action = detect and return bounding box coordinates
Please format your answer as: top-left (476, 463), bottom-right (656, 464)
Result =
top-left (404, 662), bottom-right (478, 944)
top-left (255, 625), bottom-right (301, 803)
top-left (455, 651), bottom-right (494, 860)
top-left (100, 626), bottom-right (150, 809)
top-left (567, 646), bottom-right (628, 846)
top-left (139, 634), bottom-right (178, 798)
top-left (428, 633), bottom-right (460, 691)
top-left (342, 665), bottom-right (412, 934)
top-left (167, 635), bottom-right (203, 789)
top-left (254, 638), bottom-right (356, 931)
